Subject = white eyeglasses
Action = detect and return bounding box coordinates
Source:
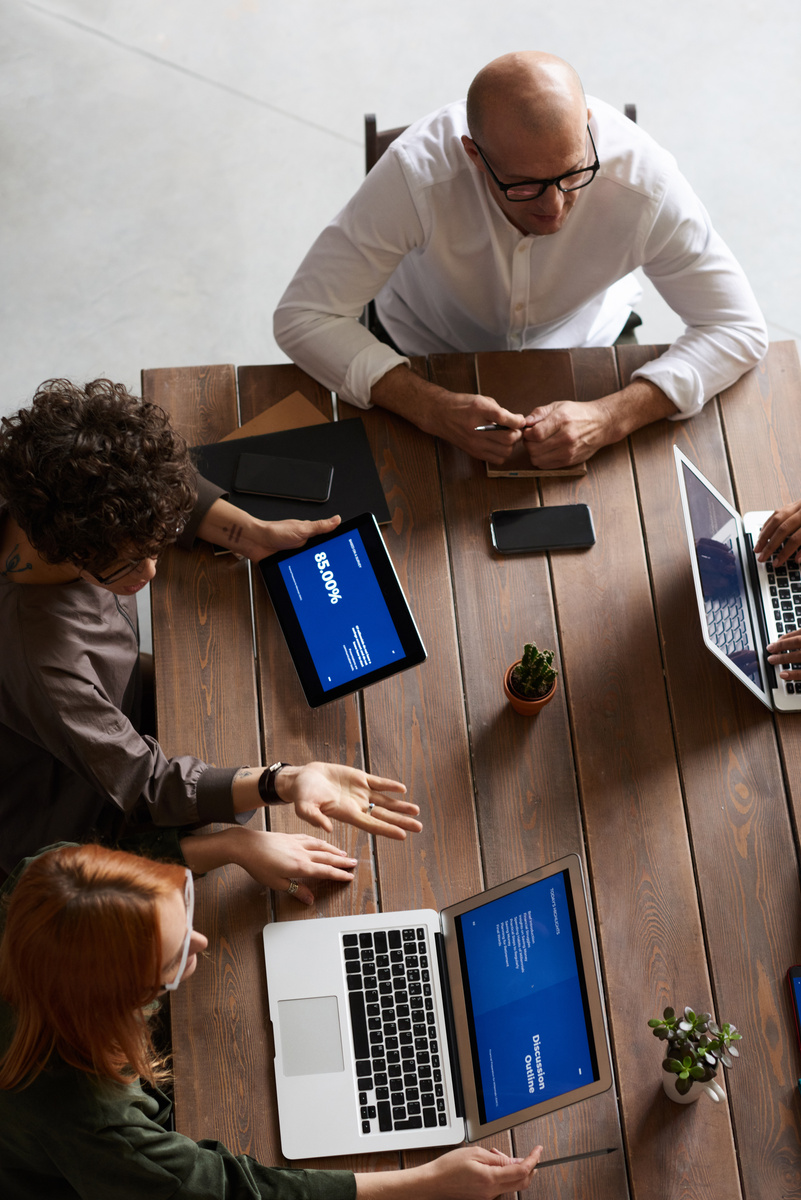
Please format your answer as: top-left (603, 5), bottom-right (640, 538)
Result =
top-left (162, 869), bottom-right (195, 992)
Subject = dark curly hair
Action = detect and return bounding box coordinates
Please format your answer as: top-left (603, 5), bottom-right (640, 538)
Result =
top-left (0, 379), bottom-right (198, 574)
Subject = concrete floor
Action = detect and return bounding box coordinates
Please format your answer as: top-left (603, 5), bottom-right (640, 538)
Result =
top-left (2, 0), bottom-right (799, 642)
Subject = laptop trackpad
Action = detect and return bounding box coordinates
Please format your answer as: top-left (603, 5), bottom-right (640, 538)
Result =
top-left (278, 996), bottom-right (344, 1076)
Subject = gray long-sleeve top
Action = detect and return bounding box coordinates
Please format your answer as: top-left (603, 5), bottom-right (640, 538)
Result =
top-left (0, 479), bottom-right (240, 873)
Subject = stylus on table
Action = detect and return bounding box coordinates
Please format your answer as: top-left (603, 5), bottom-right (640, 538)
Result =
top-left (536, 1146), bottom-right (618, 1170)
top-left (474, 423), bottom-right (510, 431)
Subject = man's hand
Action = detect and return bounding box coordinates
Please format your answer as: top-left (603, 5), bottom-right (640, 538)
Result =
top-left (425, 392), bottom-right (526, 464)
top-left (753, 500), bottom-right (801, 566)
top-left (370, 365), bottom-right (525, 464)
top-left (522, 399), bottom-right (611, 467)
top-left (521, 378), bottom-right (678, 469)
top-left (197, 497), bottom-right (340, 563)
top-left (275, 763), bottom-right (422, 841)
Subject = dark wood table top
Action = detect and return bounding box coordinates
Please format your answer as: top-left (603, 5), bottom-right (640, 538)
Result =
top-left (143, 343), bottom-right (801, 1200)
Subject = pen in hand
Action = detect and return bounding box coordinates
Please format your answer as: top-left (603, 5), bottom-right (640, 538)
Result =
top-left (474, 423), bottom-right (511, 432)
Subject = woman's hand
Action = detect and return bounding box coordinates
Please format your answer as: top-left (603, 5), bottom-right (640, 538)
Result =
top-left (754, 500), bottom-right (801, 565)
top-left (276, 763), bottom-right (422, 841)
top-left (180, 826), bottom-right (357, 906)
top-left (355, 1144), bottom-right (543, 1200)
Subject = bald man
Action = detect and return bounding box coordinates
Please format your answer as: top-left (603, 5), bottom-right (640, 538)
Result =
top-left (274, 52), bottom-right (767, 469)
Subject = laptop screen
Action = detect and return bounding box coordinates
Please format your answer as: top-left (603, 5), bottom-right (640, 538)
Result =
top-left (453, 867), bottom-right (600, 1124)
top-left (676, 454), bottom-right (768, 697)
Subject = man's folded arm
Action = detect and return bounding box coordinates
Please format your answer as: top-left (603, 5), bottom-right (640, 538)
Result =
top-left (633, 183), bottom-right (768, 416)
top-left (274, 152), bottom-right (424, 406)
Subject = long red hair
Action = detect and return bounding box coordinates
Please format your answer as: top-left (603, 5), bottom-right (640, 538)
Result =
top-left (0, 844), bottom-right (186, 1089)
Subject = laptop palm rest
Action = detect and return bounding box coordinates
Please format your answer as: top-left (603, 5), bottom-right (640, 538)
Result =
top-left (278, 997), bottom-right (344, 1076)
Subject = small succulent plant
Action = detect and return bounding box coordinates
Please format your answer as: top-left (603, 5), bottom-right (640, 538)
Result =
top-left (648, 1005), bottom-right (742, 1096)
top-left (510, 641), bottom-right (557, 699)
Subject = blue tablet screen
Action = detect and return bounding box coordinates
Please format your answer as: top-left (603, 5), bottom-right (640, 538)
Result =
top-left (456, 870), bottom-right (597, 1122)
top-left (278, 529), bottom-right (405, 691)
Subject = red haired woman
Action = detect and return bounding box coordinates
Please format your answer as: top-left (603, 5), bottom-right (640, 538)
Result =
top-left (0, 844), bottom-right (542, 1199)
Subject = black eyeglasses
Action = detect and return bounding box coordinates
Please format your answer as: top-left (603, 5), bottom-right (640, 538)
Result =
top-left (472, 125), bottom-right (599, 201)
top-left (89, 557), bottom-right (148, 586)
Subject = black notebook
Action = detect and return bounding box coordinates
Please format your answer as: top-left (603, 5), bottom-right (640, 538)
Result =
top-left (193, 419), bottom-right (390, 525)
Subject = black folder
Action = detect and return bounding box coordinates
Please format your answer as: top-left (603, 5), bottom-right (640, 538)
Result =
top-left (193, 418), bottom-right (390, 525)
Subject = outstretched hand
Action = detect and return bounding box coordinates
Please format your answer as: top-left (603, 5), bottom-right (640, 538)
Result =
top-left (276, 763), bottom-right (422, 841)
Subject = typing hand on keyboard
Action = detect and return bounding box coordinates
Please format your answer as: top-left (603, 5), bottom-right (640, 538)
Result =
top-left (766, 630), bottom-right (801, 680)
top-left (754, 500), bottom-right (801, 566)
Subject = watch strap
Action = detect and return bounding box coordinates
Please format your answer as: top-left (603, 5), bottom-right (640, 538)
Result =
top-left (258, 761), bottom-right (291, 805)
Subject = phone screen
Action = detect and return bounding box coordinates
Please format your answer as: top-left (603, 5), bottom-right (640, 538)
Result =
top-left (788, 966), bottom-right (801, 1054)
top-left (233, 452), bottom-right (333, 503)
top-left (490, 505), bottom-right (596, 554)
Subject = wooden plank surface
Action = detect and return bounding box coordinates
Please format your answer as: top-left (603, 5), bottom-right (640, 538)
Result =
top-left (142, 364), bottom-right (274, 1160)
top-left (337, 363), bottom-right (510, 1180)
top-left (539, 349), bottom-right (742, 1198)
top-left (431, 350), bottom-right (629, 1200)
top-left (622, 344), bottom-right (801, 1198)
top-left (147, 348), bottom-right (801, 1200)
top-left (238, 362), bottom-right (392, 1177)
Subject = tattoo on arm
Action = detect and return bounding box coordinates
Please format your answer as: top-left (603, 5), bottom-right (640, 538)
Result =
top-left (1, 544), bottom-right (33, 579)
top-left (234, 767), bottom-right (256, 781)
top-left (223, 524), bottom-right (243, 546)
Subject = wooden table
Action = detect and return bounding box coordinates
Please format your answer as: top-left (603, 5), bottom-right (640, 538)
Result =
top-left (144, 343), bottom-right (801, 1200)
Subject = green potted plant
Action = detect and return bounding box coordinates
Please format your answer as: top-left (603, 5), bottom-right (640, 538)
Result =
top-left (503, 641), bottom-right (558, 715)
top-left (648, 1005), bottom-right (742, 1105)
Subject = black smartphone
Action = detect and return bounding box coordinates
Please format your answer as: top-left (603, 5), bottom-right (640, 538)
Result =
top-left (233, 452), bottom-right (334, 503)
top-left (788, 966), bottom-right (801, 1054)
top-left (490, 504), bottom-right (596, 553)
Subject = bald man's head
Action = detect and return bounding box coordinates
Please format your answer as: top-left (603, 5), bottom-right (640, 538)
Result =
top-left (466, 52), bottom-right (586, 145)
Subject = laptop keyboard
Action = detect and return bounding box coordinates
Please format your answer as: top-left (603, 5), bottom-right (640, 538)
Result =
top-left (704, 591), bottom-right (749, 654)
top-left (763, 559), bottom-right (801, 692)
top-left (342, 926), bottom-right (449, 1135)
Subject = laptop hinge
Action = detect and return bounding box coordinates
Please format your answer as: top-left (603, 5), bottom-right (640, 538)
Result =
top-left (434, 931), bottom-right (465, 1118)
top-left (746, 533), bottom-right (777, 690)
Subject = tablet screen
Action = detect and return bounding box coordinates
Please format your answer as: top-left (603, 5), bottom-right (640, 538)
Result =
top-left (259, 514), bottom-right (426, 707)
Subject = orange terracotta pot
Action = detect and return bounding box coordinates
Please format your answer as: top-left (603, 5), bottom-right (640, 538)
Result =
top-left (503, 662), bottom-right (558, 716)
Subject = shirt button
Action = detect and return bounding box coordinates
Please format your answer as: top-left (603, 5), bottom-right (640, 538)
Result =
top-left (515, 303), bottom-right (523, 312)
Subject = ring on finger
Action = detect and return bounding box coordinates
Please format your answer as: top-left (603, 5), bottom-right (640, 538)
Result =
top-left (286, 878), bottom-right (300, 895)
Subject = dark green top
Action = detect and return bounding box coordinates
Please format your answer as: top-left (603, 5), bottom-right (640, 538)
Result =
top-left (0, 853), bottom-right (356, 1200)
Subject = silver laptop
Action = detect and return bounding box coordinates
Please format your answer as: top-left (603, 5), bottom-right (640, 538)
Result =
top-left (262, 854), bottom-right (612, 1159)
top-left (675, 447), bottom-right (801, 712)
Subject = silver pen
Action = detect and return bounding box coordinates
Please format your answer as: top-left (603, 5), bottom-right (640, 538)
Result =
top-left (536, 1146), bottom-right (617, 1170)
top-left (474, 423), bottom-right (510, 431)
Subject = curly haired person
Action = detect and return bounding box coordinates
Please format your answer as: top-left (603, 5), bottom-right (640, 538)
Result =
top-left (0, 379), bottom-right (421, 892)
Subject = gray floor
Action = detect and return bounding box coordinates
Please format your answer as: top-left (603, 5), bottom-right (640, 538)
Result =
top-left (3, 0), bottom-right (800, 645)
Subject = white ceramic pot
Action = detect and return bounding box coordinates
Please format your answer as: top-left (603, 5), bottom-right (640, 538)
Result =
top-left (662, 1069), bottom-right (726, 1105)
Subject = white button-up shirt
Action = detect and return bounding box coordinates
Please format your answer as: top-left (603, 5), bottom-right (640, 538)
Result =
top-left (274, 98), bottom-right (767, 417)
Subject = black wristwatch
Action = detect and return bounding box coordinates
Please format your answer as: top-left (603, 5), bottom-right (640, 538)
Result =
top-left (258, 761), bottom-right (291, 805)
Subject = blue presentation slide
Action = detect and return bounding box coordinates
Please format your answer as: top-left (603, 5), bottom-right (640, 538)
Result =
top-left (279, 529), bottom-right (404, 691)
top-left (458, 871), bottom-right (595, 1121)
